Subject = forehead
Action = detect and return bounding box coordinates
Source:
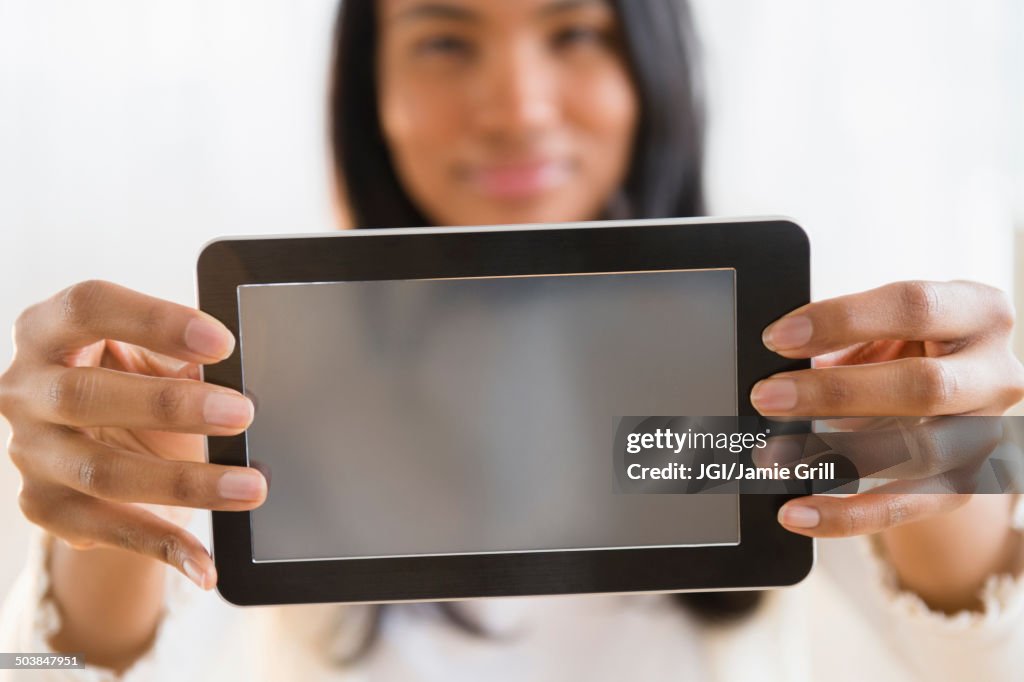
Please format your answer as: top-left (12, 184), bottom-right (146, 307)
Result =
top-left (379, 0), bottom-right (611, 24)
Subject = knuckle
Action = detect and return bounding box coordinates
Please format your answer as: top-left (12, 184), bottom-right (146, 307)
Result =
top-left (897, 281), bottom-right (940, 330)
top-left (76, 452), bottom-right (111, 497)
top-left (827, 299), bottom-right (858, 341)
top-left (155, 532), bottom-right (186, 567)
top-left (989, 288), bottom-right (1016, 332)
top-left (6, 432), bottom-right (30, 472)
top-left (151, 383), bottom-right (186, 423)
top-left (906, 429), bottom-right (942, 475)
top-left (47, 369), bottom-right (97, 423)
top-left (169, 463), bottom-right (199, 504)
top-left (883, 496), bottom-right (914, 527)
top-left (908, 357), bottom-right (954, 412)
top-left (1001, 356), bottom-right (1024, 407)
top-left (0, 365), bottom-right (25, 418)
top-left (11, 304), bottom-right (41, 351)
top-left (838, 504), bottom-right (870, 535)
top-left (112, 522), bottom-right (145, 553)
top-left (11, 309), bottom-right (28, 347)
top-left (136, 303), bottom-right (163, 335)
top-left (58, 280), bottom-right (108, 329)
top-left (816, 373), bottom-right (850, 410)
top-left (1013, 362), bottom-right (1024, 400)
top-left (0, 371), bottom-right (11, 416)
top-left (17, 486), bottom-right (49, 526)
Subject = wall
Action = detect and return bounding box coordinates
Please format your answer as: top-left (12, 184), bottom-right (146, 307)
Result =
top-left (0, 0), bottom-right (1021, 600)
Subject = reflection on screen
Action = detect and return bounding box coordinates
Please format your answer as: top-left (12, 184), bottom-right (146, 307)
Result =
top-left (237, 269), bottom-right (739, 561)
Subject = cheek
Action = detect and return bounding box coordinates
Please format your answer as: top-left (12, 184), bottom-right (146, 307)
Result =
top-left (565, 68), bottom-right (638, 169)
top-left (379, 78), bottom-right (465, 191)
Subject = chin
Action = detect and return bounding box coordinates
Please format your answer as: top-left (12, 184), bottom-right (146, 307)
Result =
top-left (456, 199), bottom-right (594, 227)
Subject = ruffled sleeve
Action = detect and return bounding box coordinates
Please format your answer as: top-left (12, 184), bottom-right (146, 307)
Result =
top-left (857, 494), bottom-right (1024, 680)
top-left (0, 526), bottom-right (205, 682)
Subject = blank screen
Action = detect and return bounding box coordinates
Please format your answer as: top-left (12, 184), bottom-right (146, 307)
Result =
top-left (237, 269), bottom-right (739, 562)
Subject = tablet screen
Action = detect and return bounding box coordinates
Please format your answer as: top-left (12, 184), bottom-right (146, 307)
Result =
top-left (237, 269), bottom-right (740, 562)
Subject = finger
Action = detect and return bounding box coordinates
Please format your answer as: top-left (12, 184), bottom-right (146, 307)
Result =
top-left (750, 347), bottom-right (1014, 417)
top-left (17, 280), bottom-right (235, 364)
top-left (752, 416), bottom-right (1003, 482)
top-left (24, 427), bottom-right (267, 509)
top-left (776, 489), bottom-right (972, 538)
top-left (812, 344), bottom-right (914, 370)
top-left (18, 484), bottom-right (219, 589)
top-left (30, 365), bottom-right (252, 434)
top-left (102, 340), bottom-right (201, 380)
top-left (762, 281), bottom-right (1014, 358)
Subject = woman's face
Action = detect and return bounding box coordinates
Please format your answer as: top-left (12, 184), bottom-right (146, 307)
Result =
top-left (377, 0), bottom-right (638, 226)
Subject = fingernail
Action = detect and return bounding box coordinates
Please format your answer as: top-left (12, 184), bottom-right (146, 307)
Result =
top-left (183, 558), bottom-right (211, 589)
top-left (218, 469), bottom-right (266, 501)
top-left (204, 393), bottom-right (253, 428)
top-left (752, 438), bottom-right (803, 466)
top-left (751, 379), bottom-right (798, 413)
top-left (185, 317), bottom-right (235, 358)
top-left (763, 316), bottom-right (813, 351)
top-left (779, 504), bottom-right (820, 528)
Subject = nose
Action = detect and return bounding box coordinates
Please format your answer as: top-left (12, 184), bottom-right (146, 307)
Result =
top-left (473, 39), bottom-right (559, 145)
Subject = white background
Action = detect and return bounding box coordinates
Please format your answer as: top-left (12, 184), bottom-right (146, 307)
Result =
top-left (0, 0), bottom-right (1022, 598)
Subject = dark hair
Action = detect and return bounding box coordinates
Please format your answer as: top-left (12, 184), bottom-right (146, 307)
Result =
top-left (327, 0), bottom-right (762, 663)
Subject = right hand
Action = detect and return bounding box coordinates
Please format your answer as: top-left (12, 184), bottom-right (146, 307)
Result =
top-left (0, 280), bottom-right (266, 590)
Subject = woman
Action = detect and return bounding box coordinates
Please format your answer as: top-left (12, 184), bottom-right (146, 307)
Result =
top-left (1, 0), bottom-right (1023, 679)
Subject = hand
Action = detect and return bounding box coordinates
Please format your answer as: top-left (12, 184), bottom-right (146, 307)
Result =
top-left (0, 280), bottom-right (266, 589)
top-left (750, 280), bottom-right (1024, 537)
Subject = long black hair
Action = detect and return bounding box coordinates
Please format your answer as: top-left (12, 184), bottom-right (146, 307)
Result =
top-left (327, 0), bottom-right (762, 663)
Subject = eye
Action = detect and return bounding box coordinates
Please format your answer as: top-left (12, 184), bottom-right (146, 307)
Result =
top-left (551, 24), bottom-right (609, 50)
top-left (414, 34), bottom-right (473, 59)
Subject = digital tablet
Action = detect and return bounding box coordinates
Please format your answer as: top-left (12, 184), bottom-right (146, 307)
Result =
top-left (196, 217), bottom-right (813, 606)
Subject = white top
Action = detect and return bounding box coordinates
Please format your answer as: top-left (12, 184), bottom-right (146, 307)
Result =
top-left (2, 497), bottom-right (1024, 682)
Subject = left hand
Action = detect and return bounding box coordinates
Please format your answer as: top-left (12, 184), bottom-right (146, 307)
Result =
top-left (750, 280), bottom-right (1024, 537)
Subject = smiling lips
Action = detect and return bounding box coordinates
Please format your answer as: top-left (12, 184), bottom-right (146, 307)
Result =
top-left (463, 158), bottom-right (575, 200)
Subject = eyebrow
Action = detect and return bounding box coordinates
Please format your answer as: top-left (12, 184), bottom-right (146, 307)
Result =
top-left (538, 0), bottom-right (607, 18)
top-left (391, 3), bottom-right (479, 25)
top-left (391, 0), bottom-right (607, 25)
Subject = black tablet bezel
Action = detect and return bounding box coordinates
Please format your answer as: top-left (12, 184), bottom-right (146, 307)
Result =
top-left (197, 217), bottom-right (813, 606)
